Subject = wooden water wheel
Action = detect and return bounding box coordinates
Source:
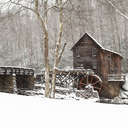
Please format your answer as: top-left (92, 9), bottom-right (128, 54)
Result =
top-left (78, 74), bottom-right (103, 93)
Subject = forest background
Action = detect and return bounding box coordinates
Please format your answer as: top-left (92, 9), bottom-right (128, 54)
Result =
top-left (0, 0), bottom-right (128, 73)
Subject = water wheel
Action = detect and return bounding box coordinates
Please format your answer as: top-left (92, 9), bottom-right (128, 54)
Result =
top-left (78, 74), bottom-right (103, 93)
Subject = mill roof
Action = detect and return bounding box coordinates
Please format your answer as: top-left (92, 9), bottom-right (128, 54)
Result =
top-left (71, 33), bottom-right (123, 58)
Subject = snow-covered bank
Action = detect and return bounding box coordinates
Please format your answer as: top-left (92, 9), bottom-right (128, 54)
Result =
top-left (120, 73), bottom-right (128, 98)
top-left (0, 92), bottom-right (128, 128)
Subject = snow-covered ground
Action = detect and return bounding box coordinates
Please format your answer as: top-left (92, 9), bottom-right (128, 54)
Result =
top-left (0, 92), bottom-right (128, 128)
top-left (0, 74), bottom-right (128, 128)
top-left (120, 73), bottom-right (128, 98)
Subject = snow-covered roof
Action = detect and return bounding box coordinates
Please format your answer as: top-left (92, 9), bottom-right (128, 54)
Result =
top-left (0, 66), bottom-right (34, 70)
top-left (71, 33), bottom-right (123, 58)
top-left (102, 48), bottom-right (122, 57)
top-left (86, 33), bottom-right (104, 49)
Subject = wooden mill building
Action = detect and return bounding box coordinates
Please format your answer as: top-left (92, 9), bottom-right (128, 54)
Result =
top-left (71, 33), bottom-right (123, 81)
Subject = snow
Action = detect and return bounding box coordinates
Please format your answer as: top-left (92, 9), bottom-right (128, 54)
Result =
top-left (120, 74), bottom-right (128, 98)
top-left (0, 66), bottom-right (34, 70)
top-left (0, 92), bottom-right (128, 128)
top-left (93, 74), bottom-right (102, 82)
top-left (87, 33), bottom-right (105, 49)
top-left (103, 48), bottom-right (122, 57)
top-left (122, 74), bottom-right (128, 91)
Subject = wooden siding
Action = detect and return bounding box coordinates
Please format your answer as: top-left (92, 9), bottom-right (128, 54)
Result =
top-left (73, 35), bottom-right (101, 75)
top-left (72, 34), bottom-right (122, 82)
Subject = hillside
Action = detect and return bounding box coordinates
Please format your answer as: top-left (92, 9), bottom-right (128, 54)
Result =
top-left (0, 0), bottom-right (128, 72)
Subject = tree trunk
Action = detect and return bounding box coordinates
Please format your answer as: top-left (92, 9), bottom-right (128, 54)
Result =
top-left (44, 34), bottom-right (50, 97)
top-left (35, 0), bottom-right (50, 98)
top-left (51, 0), bottom-right (63, 98)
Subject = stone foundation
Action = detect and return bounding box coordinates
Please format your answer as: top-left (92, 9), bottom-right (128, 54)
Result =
top-left (16, 75), bottom-right (34, 90)
top-left (99, 81), bottom-right (122, 99)
top-left (0, 74), bottom-right (34, 93)
top-left (0, 75), bottom-right (13, 93)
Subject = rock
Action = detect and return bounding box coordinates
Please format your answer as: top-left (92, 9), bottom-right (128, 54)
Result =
top-left (75, 86), bottom-right (99, 99)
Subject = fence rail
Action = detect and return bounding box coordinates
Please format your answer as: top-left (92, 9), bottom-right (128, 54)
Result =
top-left (107, 74), bottom-right (125, 82)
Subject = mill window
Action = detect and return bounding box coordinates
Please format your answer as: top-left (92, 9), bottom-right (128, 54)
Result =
top-left (76, 47), bottom-right (80, 57)
top-left (92, 48), bottom-right (97, 57)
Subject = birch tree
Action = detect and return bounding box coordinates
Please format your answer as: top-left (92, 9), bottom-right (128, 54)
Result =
top-left (2, 0), bottom-right (68, 98)
top-left (51, 0), bottom-right (64, 98)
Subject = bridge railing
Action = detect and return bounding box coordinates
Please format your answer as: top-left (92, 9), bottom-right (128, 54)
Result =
top-left (0, 67), bottom-right (34, 75)
top-left (107, 74), bottom-right (125, 82)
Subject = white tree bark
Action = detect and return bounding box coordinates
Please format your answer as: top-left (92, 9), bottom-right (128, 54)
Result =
top-left (34, 0), bottom-right (50, 97)
top-left (3, 0), bottom-right (68, 98)
top-left (51, 0), bottom-right (64, 98)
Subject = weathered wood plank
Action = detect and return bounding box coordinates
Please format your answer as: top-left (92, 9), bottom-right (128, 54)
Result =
top-left (0, 67), bottom-right (34, 76)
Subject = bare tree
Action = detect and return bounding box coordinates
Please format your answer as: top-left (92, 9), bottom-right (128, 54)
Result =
top-left (105, 0), bottom-right (128, 20)
top-left (3, 0), bottom-right (68, 98)
top-left (51, 0), bottom-right (66, 98)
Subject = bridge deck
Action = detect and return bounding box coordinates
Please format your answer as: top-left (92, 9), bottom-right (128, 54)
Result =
top-left (0, 66), bottom-right (34, 75)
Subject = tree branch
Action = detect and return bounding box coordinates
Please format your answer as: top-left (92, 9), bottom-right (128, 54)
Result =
top-left (9, 0), bottom-right (47, 33)
top-left (58, 43), bottom-right (67, 64)
top-left (105, 0), bottom-right (128, 20)
top-left (35, 0), bottom-right (38, 12)
top-left (9, 0), bottom-right (36, 13)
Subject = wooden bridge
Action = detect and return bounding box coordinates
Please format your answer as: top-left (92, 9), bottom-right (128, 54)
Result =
top-left (36, 69), bottom-right (126, 86)
top-left (35, 68), bottom-right (126, 99)
top-left (0, 66), bottom-right (34, 93)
